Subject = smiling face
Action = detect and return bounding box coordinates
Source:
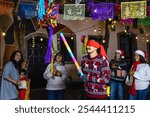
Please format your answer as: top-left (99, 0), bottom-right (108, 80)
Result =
top-left (115, 52), bottom-right (121, 59)
top-left (134, 53), bottom-right (140, 62)
top-left (14, 52), bottom-right (22, 62)
top-left (20, 72), bottom-right (26, 78)
top-left (86, 45), bottom-right (97, 54)
top-left (56, 54), bottom-right (63, 63)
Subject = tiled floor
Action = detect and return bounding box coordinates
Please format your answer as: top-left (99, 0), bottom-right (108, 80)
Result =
top-left (30, 80), bottom-right (150, 100)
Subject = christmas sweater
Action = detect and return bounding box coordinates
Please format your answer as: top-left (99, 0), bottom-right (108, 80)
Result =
top-left (81, 55), bottom-right (110, 99)
top-left (109, 59), bottom-right (127, 82)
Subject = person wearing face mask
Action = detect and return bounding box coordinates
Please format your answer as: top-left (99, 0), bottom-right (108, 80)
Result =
top-left (126, 50), bottom-right (150, 100)
top-left (43, 52), bottom-right (67, 100)
top-left (109, 50), bottom-right (127, 100)
top-left (80, 39), bottom-right (110, 100)
top-left (0, 50), bottom-right (24, 100)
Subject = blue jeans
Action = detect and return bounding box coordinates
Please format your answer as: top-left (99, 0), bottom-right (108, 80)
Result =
top-left (129, 87), bottom-right (149, 100)
top-left (110, 80), bottom-right (124, 100)
top-left (48, 90), bottom-right (65, 100)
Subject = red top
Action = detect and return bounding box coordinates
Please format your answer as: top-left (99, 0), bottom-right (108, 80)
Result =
top-left (18, 77), bottom-right (28, 100)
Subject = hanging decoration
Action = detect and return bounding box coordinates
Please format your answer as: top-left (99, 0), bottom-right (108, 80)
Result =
top-left (120, 18), bottom-right (134, 25)
top-left (91, 3), bottom-right (114, 20)
top-left (19, 2), bottom-right (36, 19)
top-left (60, 32), bottom-right (84, 77)
top-left (64, 4), bottom-right (85, 20)
top-left (81, 35), bottom-right (88, 55)
top-left (121, 1), bottom-right (146, 19)
top-left (75, 0), bottom-right (82, 4)
top-left (37, 0), bottom-right (59, 63)
top-left (115, 4), bottom-right (121, 13)
top-left (37, 0), bottom-right (45, 21)
top-left (138, 17), bottom-right (150, 26)
top-left (147, 6), bottom-right (150, 16)
top-left (37, 1), bottom-right (59, 28)
top-left (44, 26), bottom-right (53, 63)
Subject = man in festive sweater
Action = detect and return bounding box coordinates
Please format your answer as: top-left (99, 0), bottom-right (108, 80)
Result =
top-left (81, 39), bottom-right (110, 99)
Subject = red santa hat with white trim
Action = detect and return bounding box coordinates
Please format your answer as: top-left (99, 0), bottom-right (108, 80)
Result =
top-left (115, 49), bottom-right (125, 58)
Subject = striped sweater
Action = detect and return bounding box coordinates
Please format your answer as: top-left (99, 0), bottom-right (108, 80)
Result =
top-left (81, 55), bottom-right (110, 99)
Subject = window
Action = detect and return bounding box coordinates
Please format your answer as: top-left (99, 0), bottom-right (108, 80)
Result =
top-left (117, 32), bottom-right (137, 70)
top-left (57, 34), bottom-right (76, 63)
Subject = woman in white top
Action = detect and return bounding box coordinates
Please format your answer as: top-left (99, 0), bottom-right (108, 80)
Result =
top-left (126, 50), bottom-right (150, 100)
top-left (43, 52), bottom-right (67, 100)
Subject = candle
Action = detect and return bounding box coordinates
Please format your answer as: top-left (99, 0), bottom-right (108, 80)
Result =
top-left (59, 32), bottom-right (84, 76)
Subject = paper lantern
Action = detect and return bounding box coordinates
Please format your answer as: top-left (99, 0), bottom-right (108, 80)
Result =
top-left (138, 17), bottom-right (150, 26)
top-left (64, 4), bottom-right (85, 20)
top-left (91, 3), bottom-right (114, 20)
top-left (121, 1), bottom-right (146, 19)
top-left (19, 2), bottom-right (36, 19)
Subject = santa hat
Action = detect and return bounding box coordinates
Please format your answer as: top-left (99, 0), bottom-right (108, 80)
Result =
top-left (86, 40), bottom-right (107, 58)
top-left (134, 50), bottom-right (145, 58)
top-left (115, 49), bottom-right (125, 58)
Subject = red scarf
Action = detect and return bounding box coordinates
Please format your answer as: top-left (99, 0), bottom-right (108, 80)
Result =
top-left (128, 61), bottom-right (141, 95)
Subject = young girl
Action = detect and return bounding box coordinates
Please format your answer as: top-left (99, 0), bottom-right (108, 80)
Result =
top-left (110, 50), bottom-right (127, 100)
top-left (126, 50), bottom-right (150, 100)
top-left (43, 53), bottom-right (67, 100)
top-left (18, 69), bottom-right (30, 100)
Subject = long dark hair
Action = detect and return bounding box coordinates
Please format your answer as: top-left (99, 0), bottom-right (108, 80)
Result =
top-left (10, 50), bottom-right (24, 73)
top-left (114, 52), bottom-right (122, 61)
top-left (54, 52), bottom-right (65, 65)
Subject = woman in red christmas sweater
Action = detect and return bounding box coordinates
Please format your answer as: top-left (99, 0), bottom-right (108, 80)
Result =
top-left (126, 50), bottom-right (150, 100)
top-left (81, 39), bottom-right (110, 100)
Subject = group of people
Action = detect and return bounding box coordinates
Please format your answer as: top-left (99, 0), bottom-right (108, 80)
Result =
top-left (0, 51), bottom-right (30, 100)
top-left (0, 38), bottom-right (150, 100)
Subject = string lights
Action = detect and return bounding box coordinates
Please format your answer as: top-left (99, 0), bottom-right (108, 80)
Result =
top-left (2, 32), bottom-right (6, 36)
top-left (98, 25), bottom-right (101, 34)
top-left (94, 26), bottom-right (97, 32)
top-left (32, 36), bottom-right (35, 48)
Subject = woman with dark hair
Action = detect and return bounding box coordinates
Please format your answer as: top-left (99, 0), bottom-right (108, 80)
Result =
top-left (126, 50), bottom-right (150, 100)
top-left (43, 52), bottom-right (67, 100)
top-left (0, 50), bottom-right (24, 100)
top-left (110, 50), bottom-right (127, 100)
